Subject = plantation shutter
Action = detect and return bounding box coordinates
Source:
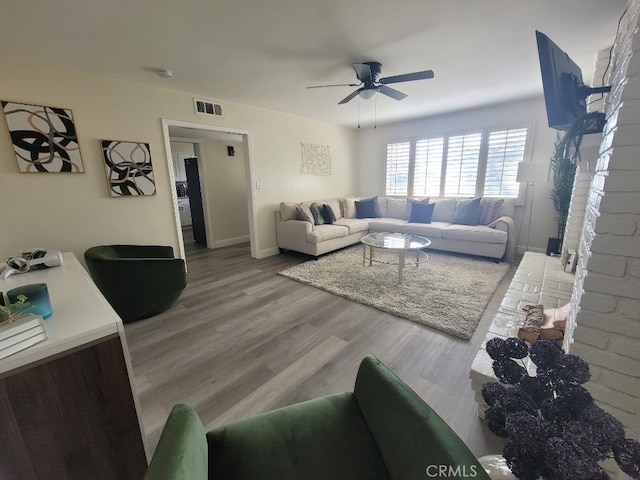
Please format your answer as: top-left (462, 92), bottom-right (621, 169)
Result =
top-left (484, 128), bottom-right (528, 198)
top-left (413, 138), bottom-right (444, 197)
top-left (444, 133), bottom-right (482, 196)
top-left (385, 142), bottom-right (411, 195)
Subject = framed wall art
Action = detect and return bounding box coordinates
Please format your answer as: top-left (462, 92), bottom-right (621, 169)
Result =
top-left (1, 100), bottom-right (84, 173)
top-left (300, 142), bottom-right (331, 176)
top-left (100, 140), bottom-right (156, 197)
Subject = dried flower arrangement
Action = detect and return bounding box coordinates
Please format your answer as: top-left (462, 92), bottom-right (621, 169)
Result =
top-left (482, 337), bottom-right (640, 480)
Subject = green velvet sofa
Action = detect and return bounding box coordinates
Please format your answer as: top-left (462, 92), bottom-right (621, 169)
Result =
top-left (84, 245), bottom-right (187, 323)
top-left (144, 355), bottom-right (489, 480)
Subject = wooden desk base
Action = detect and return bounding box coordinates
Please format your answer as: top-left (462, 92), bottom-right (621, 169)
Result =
top-left (0, 336), bottom-right (147, 480)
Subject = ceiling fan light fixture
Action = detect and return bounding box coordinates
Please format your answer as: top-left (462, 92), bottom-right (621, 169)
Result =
top-left (358, 89), bottom-right (377, 100)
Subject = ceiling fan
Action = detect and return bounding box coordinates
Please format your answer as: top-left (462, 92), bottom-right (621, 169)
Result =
top-left (307, 61), bottom-right (434, 104)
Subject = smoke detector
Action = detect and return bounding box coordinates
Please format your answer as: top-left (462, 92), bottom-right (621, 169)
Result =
top-left (157, 69), bottom-right (173, 79)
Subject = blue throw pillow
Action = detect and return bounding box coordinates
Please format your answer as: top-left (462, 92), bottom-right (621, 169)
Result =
top-left (322, 204), bottom-right (336, 224)
top-left (452, 198), bottom-right (481, 226)
top-left (409, 202), bottom-right (435, 223)
top-left (355, 197), bottom-right (379, 219)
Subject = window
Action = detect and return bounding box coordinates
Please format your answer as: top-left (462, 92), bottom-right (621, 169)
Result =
top-left (444, 133), bottom-right (482, 197)
top-left (385, 126), bottom-right (529, 198)
top-left (413, 138), bottom-right (443, 197)
top-left (385, 141), bottom-right (410, 195)
top-left (483, 128), bottom-right (528, 197)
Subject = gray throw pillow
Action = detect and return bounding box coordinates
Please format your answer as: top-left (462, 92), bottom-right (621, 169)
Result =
top-left (296, 203), bottom-right (314, 225)
top-left (452, 198), bottom-right (481, 226)
top-left (478, 198), bottom-right (504, 225)
top-left (310, 202), bottom-right (325, 225)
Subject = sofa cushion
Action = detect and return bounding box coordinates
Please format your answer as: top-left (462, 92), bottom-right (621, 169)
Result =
top-left (307, 224), bottom-right (349, 244)
top-left (279, 202), bottom-right (299, 221)
top-left (385, 198), bottom-right (411, 219)
top-left (443, 223), bottom-right (508, 244)
top-left (409, 202), bottom-right (435, 223)
top-left (356, 197), bottom-right (379, 219)
top-left (334, 218), bottom-right (369, 235)
top-left (322, 204), bottom-right (337, 224)
top-left (310, 202), bottom-right (325, 225)
top-left (431, 198), bottom-right (457, 223)
top-left (452, 198), bottom-right (481, 226)
top-left (368, 218), bottom-right (407, 232)
top-left (401, 221), bottom-right (447, 239)
top-left (296, 203), bottom-right (314, 225)
top-left (320, 198), bottom-right (343, 220)
top-left (376, 197), bottom-right (388, 217)
top-left (341, 197), bottom-right (357, 219)
top-left (478, 198), bottom-right (504, 225)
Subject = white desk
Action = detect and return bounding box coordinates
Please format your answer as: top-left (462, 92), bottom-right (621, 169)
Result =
top-left (0, 253), bottom-right (148, 479)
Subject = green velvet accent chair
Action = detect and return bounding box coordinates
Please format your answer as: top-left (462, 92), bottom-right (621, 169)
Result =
top-left (84, 245), bottom-right (187, 323)
top-left (144, 355), bottom-right (489, 480)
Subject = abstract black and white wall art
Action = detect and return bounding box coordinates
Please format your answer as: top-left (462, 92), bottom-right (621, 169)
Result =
top-left (1, 101), bottom-right (84, 173)
top-left (100, 140), bottom-right (156, 196)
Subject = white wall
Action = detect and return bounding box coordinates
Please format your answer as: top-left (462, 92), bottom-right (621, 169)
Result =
top-left (200, 139), bottom-right (250, 246)
top-left (356, 97), bottom-right (566, 252)
top-left (0, 53), bottom-right (358, 260)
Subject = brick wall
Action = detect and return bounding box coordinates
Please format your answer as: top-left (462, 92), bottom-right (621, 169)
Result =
top-left (562, 47), bottom-right (611, 262)
top-left (568, 0), bottom-right (640, 445)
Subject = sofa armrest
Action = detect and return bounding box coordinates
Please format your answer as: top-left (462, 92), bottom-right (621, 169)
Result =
top-left (488, 216), bottom-right (516, 263)
top-left (489, 215), bottom-right (512, 234)
top-left (276, 218), bottom-right (313, 250)
top-left (144, 404), bottom-right (208, 480)
top-left (353, 356), bottom-right (489, 480)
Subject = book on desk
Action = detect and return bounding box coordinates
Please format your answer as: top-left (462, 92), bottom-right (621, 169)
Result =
top-left (0, 314), bottom-right (48, 360)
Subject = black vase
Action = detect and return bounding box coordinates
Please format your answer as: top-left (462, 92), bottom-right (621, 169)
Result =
top-left (546, 237), bottom-right (562, 256)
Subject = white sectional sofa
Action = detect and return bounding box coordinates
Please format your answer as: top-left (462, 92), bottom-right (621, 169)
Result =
top-left (276, 196), bottom-right (517, 262)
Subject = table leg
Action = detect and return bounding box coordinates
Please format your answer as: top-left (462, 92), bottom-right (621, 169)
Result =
top-left (398, 250), bottom-right (405, 285)
top-left (362, 245), bottom-right (366, 267)
top-left (369, 246), bottom-right (373, 266)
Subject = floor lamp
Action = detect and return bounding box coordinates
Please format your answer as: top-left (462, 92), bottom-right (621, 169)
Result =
top-left (516, 162), bottom-right (549, 252)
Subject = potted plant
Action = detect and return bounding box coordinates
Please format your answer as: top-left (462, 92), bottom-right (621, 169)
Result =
top-left (482, 337), bottom-right (640, 479)
top-left (547, 133), bottom-right (577, 256)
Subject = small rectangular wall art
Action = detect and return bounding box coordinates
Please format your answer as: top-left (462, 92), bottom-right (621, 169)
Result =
top-left (1, 100), bottom-right (84, 173)
top-left (100, 140), bottom-right (156, 196)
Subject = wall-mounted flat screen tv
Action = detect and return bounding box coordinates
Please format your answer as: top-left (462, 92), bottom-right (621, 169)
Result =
top-left (536, 30), bottom-right (610, 132)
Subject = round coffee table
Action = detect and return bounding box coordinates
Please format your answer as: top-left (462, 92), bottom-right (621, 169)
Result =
top-left (360, 232), bottom-right (431, 285)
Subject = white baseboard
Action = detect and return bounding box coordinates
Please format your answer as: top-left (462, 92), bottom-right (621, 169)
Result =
top-left (517, 245), bottom-right (547, 255)
top-left (209, 235), bottom-right (250, 249)
top-left (257, 247), bottom-right (280, 259)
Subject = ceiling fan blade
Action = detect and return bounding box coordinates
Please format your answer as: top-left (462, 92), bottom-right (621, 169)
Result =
top-left (353, 63), bottom-right (373, 83)
top-left (338, 89), bottom-right (362, 105)
top-left (378, 85), bottom-right (408, 101)
top-left (380, 70), bottom-right (435, 85)
top-left (306, 83), bottom-right (360, 89)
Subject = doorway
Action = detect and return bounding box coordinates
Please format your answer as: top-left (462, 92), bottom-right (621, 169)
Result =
top-left (161, 119), bottom-right (258, 262)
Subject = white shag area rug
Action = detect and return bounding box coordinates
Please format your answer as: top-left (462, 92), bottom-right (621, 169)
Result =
top-left (279, 246), bottom-right (509, 340)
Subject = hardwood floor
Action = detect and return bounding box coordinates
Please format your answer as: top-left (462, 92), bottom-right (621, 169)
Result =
top-left (125, 241), bottom-right (513, 456)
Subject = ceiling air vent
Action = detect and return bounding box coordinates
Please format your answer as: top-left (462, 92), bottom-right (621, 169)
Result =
top-left (193, 98), bottom-right (223, 117)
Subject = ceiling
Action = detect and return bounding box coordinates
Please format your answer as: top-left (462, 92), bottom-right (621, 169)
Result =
top-left (0, 1), bottom-right (628, 128)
